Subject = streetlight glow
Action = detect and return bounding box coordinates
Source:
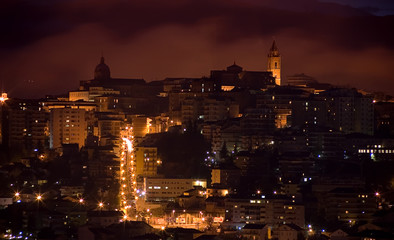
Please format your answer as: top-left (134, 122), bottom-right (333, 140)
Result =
top-left (0, 93), bottom-right (8, 102)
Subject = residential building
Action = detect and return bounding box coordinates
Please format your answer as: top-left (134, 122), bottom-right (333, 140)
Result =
top-left (134, 146), bottom-right (160, 177)
top-left (241, 224), bottom-right (269, 240)
top-left (143, 178), bottom-right (206, 202)
top-left (49, 108), bottom-right (88, 149)
top-left (325, 188), bottom-right (376, 223)
top-left (224, 197), bottom-right (305, 228)
top-left (2, 99), bottom-right (49, 151)
top-left (276, 223), bottom-right (305, 240)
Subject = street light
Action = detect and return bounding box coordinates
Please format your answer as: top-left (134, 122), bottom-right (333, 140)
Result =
top-left (36, 194), bottom-right (42, 201)
top-left (0, 93), bottom-right (8, 103)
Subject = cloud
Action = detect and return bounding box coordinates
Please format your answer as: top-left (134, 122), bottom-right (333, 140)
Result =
top-left (0, 0), bottom-right (394, 97)
top-left (320, 0), bottom-right (394, 15)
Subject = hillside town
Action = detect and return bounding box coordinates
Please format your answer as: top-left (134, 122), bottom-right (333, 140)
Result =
top-left (1, 42), bottom-right (394, 240)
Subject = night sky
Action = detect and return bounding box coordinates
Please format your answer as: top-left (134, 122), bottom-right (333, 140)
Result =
top-left (1, 0), bottom-right (394, 98)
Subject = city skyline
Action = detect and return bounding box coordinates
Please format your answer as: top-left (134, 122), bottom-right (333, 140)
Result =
top-left (1, 0), bottom-right (394, 98)
top-left (2, 2), bottom-right (394, 236)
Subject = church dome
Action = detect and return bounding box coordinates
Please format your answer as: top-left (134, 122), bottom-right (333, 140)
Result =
top-left (94, 57), bottom-right (111, 81)
top-left (226, 62), bottom-right (243, 73)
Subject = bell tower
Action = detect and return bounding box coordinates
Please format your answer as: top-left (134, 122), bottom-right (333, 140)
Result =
top-left (267, 40), bottom-right (281, 86)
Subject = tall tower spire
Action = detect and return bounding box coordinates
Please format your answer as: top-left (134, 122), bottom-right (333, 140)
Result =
top-left (267, 40), bottom-right (281, 86)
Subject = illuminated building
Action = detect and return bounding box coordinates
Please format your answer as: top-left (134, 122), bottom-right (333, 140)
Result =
top-left (42, 99), bottom-right (96, 111)
top-left (44, 100), bottom-right (96, 150)
top-left (374, 101), bottom-right (394, 136)
top-left (97, 114), bottom-right (123, 144)
top-left (69, 87), bottom-right (120, 103)
top-left (211, 166), bottom-right (241, 192)
top-left (143, 178), bottom-right (206, 202)
top-left (305, 128), bottom-right (345, 160)
top-left (179, 95), bottom-right (239, 124)
top-left (80, 57), bottom-right (156, 98)
top-left (267, 40), bottom-right (281, 86)
top-left (256, 86), bottom-right (309, 129)
top-left (354, 141), bottom-right (394, 161)
top-left (176, 187), bottom-right (206, 209)
top-left (1, 99), bottom-right (49, 151)
top-left (95, 95), bottom-right (124, 112)
top-left (170, 89), bottom-right (250, 126)
top-left (168, 91), bottom-right (209, 125)
top-left (205, 119), bottom-right (274, 153)
top-left (77, 57), bottom-right (166, 117)
top-left (207, 186), bottom-right (229, 197)
top-left (292, 88), bottom-right (374, 135)
top-left (206, 196), bottom-right (226, 220)
top-left (131, 115), bottom-right (151, 138)
top-left (68, 90), bottom-right (90, 102)
top-left (49, 108), bottom-right (88, 149)
top-left (134, 146), bottom-right (160, 177)
top-left (324, 188), bottom-right (376, 223)
top-left (203, 96), bottom-right (239, 122)
top-left (224, 198), bottom-right (268, 229)
top-left (147, 115), bottom-right (170, 133)
top-left (224, 197), bottom-right (305, 229)
top-left (210, 63), bottom-right (275, 91)
top-left (211, 63), bottom-right (242, 91)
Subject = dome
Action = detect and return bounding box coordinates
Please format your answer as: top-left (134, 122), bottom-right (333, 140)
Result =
top-left (226, 62), bottom-right (243, 73)
top-left (94, 57), bottom-right (111, 81)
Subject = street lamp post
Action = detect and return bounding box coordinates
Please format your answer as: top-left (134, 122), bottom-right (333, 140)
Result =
top-left (98, 202), bottom-right (104, 211)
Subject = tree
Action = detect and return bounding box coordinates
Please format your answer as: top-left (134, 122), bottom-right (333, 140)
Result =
top-left (219, 141), bottom-right (228, 161)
